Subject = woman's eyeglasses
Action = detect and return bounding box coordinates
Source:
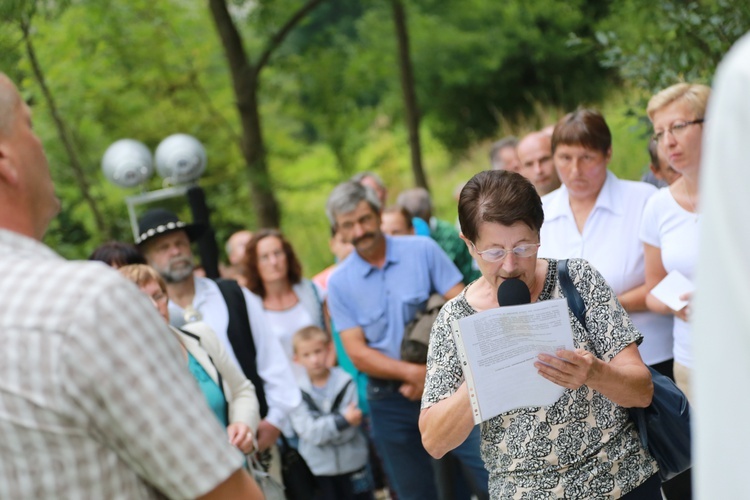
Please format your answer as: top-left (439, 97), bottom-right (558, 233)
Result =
top-left (470, 242), bottom-right (540, 263)
top-left (652, 119), bottom-right (704, 144)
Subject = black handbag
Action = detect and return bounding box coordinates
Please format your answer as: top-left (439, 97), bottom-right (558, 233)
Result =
top-left (629, 367), bottom-right (691, 480)
top-left (557, 259), bottom-right (692, 481)
top-left (278, 434), bottom-right (319, 500)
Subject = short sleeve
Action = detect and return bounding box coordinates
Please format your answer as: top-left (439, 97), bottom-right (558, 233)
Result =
top-left (639, 191), bottom-right (662, 248)
top-left (568, 259), bottom-right (642, 361)
top-left (327, 271), bottom-right (358, 332)
top-left (62, 279), bottom-right (243, 499)
top-left (312, 281), bottom-right (327, 303)
top-left (421, 299), bottom-right (466, 409)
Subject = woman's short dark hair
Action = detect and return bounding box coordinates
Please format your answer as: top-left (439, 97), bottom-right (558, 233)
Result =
top-left (458, 170), bottom-right (544, 242)
top-left (551, 109), bottom-right (612, 155)
top-left (243, 229), bottom-right (303, 298)
top-left (89, 241), bottom-right (147, 268)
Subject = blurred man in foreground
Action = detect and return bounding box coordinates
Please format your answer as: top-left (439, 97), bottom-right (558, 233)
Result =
top-left (0, 73), bottom-right (261, 499)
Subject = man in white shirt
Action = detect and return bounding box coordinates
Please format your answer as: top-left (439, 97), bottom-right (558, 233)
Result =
top-left (0, 72), bottom-right (261, 498)
top-left (138, 209), bottom-right (300, 453)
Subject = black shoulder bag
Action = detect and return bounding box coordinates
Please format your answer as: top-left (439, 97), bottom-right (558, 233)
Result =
top-left (215, 279), bottom-right (268, 418)
top-left (557, 259), bottom-right (691, 481)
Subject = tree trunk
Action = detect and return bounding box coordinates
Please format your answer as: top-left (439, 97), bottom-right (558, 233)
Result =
top-left (208, 0), bottom-right (326, 228)
top-left (21, 18), bottom-right (110, 238)
top-left (208, 0), bottom-right (280, 228)
top-left (391, 0), bottom-right (428, 191)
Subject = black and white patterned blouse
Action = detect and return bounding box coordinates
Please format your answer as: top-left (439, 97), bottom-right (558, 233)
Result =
top-left (422, 259), bottom-right (657, 499)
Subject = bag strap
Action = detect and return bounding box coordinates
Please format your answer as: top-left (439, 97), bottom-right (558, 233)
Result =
top-left (331, 379), bottom-right (353, 412)
top-left (558, 260), bottom-right (660, 453)
top-left (300, 379), bottom-right (353, 414)
top-left (557, 259), bottom-right (587, 329)
top-left (215, 279), bottom-right (268, 417)
top-left (300, 391), bottom-right (322, 414)
top-left (308, 280), bottom-right (327, 332)
top-left (179, 327), bottom-right (228, 420)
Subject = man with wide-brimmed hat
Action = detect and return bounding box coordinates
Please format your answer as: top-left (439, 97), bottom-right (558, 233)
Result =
top-left (135, 208), bottom-right (205, 283)
top-left (137, 207), bottom-right (300, 458)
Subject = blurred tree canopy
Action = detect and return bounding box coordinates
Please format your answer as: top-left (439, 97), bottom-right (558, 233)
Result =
top-left (0, 0), bottom-right (747, 271)
top-left (591, 0), bottom-right (750, 94)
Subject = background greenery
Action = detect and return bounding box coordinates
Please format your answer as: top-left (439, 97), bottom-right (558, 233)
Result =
top-left (1, 0), bottom-right (747, 275)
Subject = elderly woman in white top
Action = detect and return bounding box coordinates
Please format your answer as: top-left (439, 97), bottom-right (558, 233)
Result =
top-left (539, 109), bottom-right (675, 378)
top-left (640, 83), bottom-right (711, 401)
top-left (119, 264), bottom-right (260, 454)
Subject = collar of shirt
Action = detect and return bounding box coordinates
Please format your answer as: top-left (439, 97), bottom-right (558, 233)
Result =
top-left (350, 235), bottom-right (400, 277)
top-left (543, 170), bottom-right (622, 223)
top-left (168, 276), bottom-right (222, 328)
top-left (192, 276), bottom-right (222, 310)
top-left (0, 228), bottom-right (62, 261)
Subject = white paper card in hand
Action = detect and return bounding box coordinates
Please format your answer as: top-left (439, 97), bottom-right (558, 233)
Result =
top-left (650, 270), bottom-right (694, 311)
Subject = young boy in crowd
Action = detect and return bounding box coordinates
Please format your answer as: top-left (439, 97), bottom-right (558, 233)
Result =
top-left (290, 326), bottom-right (374, 500)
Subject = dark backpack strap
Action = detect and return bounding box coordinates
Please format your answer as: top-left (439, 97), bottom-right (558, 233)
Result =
top-left (308, 280), bottom-right (327, 332)
top-left (215, 279), bottom-right (268, 417)
top-left (178, 327), bottom-right (200, 342)
top-left (300, 390), bottom-right (322, 414)
top-left (301, 379), bottom-right (353, 415)
top-left (331, 379), bottom-right (353, 413)
top-left (557, 259), bottom-right (587, 329)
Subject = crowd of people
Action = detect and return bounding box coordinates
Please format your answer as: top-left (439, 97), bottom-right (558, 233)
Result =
top-left (0, 33), bottom-right (747, 499)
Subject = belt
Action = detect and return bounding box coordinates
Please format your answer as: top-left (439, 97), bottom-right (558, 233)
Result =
top-left (368, 377), bottom-right (402, 391)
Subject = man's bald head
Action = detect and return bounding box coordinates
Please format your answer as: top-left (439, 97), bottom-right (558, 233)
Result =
top-left (226, 229), bottom-right (253, 266)
top-left (516, 131), bottom-right (560, 196)
top-left (0, 73), bottom-right (60, 239)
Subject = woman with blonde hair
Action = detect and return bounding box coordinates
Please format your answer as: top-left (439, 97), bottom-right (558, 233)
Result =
top-left (119, 264), bottom-right (260, 454)
top-left (640, 83), bottom-right (711, 401)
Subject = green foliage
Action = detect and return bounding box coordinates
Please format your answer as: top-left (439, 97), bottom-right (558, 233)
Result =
top-left (408, 0), bottom-right (615, 151)
top-left (1, 0), bottom-right (742, 276)
top-left (589, 0), bottom-right (750, 93)
top-left (3, 0), bottom-right (256, 257)
top-left (278, 0), bottom-right (616, 156)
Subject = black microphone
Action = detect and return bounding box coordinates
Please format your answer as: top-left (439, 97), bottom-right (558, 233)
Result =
top-left (497, 278), bottom-right (531, 306)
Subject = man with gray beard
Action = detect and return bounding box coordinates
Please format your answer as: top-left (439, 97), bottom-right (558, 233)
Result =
top-left (137, 209), bottom-right (299, 456)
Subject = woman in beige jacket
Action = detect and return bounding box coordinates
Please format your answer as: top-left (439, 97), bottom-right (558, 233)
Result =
top-left (119, 264), bottom-right (260, 454)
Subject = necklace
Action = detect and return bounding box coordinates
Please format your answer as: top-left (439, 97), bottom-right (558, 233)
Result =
top-left (683, 182), bottom-right (699, 223)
